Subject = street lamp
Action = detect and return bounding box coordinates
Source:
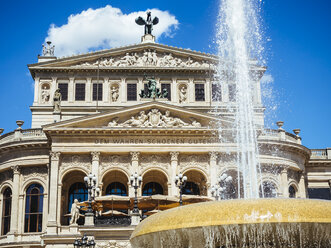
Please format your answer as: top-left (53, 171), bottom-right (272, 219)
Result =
top-left (130, 172), bottom-right (142, 214)
top-left (211, 174), bottom-right (233, 200)
top-left (175, 173), bottom-right (187, 206)
top-left (73, 234), bottom-right (96, 248)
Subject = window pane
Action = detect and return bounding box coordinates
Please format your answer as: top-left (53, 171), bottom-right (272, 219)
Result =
top-left (161, 83), bottom-right (171, 100)
top-left (212, 84), bottom-right (222, 101)
top-left (68, 182), bottom-right (88, 212)
top-left (142, 182), bottom-right (163, 196)
top-left (25, 184), bottom-right (44, 232)
top-left (93, 83), bottom-right (103, 101)
top-left (2, 187), bottom-right (12, 235)
top-left (106, 182), bottom-right (127, 196)
top-left (183, 182), bottom-right (200, 195)
top-left (75, 83), bottom-right (86, 101)
top-left (127, 83), bottom-right (137, 101)
top-left (195, 84), bottom-right (205, 101)
top-left (58, 83), bottom-right (68, 101)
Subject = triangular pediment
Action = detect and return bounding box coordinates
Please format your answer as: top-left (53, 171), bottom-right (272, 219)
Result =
top-left (28, 43), bottom-right (218, 70)
top-left (43, 102), bottom-right (234, 131)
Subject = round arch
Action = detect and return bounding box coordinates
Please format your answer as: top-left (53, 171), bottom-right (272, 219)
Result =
top-left (101, 169), bottom-right (129, 196)
top-left (142, 169), bottom-right (169, 196)
top-left (60, 167), bottom-right (89, 183)
top-left (183, 169), bottom-right (208, 196)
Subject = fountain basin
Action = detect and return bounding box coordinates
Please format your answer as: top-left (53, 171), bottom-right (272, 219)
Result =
top-left (130, 198), bottom-right (331, 247)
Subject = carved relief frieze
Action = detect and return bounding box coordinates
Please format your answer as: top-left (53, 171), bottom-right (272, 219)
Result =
top-left (75, 50), bottom-right (215, 69)
top-left (99, 154), bottom-right (130, 175)
top-left (140, 154), bottom-right (170, 170)
top-left (0, 170), bottom-right (13, 185)
top-left (21, 166), bottom-right (48, 182)
top-left (107, 109), bottom-right (201, 128)
top-left (178, 154), bottom-right (209, 171)
top-left (60, 154), bottom-right (91, 175)
top-left (96, 241), bottom-right (131, 248)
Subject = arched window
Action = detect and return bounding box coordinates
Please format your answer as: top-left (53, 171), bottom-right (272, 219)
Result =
top-left (68, 182), bottom-right (88, 212)
top-left (24, 184), bottom-right (44, 232)
top-left (142, 182), bottom-right (163, 196)
top-left (289, 185), bottom-right (296, 198)
top-left (2, 187), bottom-right (12, 235)
top-left (259, 181), bottom-right (277, 198)
top-left (183, 182), bottom-right (200, 195)
top-left (106, 182), bottom-right (127, 196)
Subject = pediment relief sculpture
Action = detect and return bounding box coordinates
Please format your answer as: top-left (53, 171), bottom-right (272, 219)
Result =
top-left (75, 50), bottom-right (215, 69)
top-left (107, 109), bottom-right (202, 128)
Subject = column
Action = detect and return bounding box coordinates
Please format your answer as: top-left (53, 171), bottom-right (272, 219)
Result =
top-left (188, 78), bottom-right (195, 103)
top-left (68, 77), bottom-right (75, 103)
top-left (33, 77), bottom-right (40, 104)
top-left (86, 77), bottom-right (92, 103)
top-left (91, 152), bottom-right (100, 183)
top-left (103, 77), bottom-right (109, 103)
top-left (121, 77), bottom-right (126, 102)
top-left (9, 166), bottom-right (20, 234)
top-left (170, 152), bottom-right (179, 196)
top-left (56, 183), bottom-right (62, 228)
top-left (298, 172), bottom-right (307, 198)
top-left (280, 168), bottom-right (288, 197)
top-left (172, 78), bottom-right (177, 103)
top-left (47, 151), bottom-right (61, 234)
top-left (129, 152), bottom-right (140, 197)
top-left (205, 78), bottom-right (211, 104)
top-left (137, 77), bottom-right (143, 100)
top-left (209, 152), bottom-right (218, 189)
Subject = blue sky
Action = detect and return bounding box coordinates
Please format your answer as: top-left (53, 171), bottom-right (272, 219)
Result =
top-left (0, 0), bottom-right (330, 148)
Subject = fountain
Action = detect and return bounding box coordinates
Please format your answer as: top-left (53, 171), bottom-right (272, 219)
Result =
top-left (130, 0), bottom-right (331, 247)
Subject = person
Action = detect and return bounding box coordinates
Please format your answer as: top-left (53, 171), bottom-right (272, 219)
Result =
top-left (70, 199), bottom-right (80, 225)
top-left (110, 86), bottom-right (119, 102)
top-left (179, 86), bottom-right (187, 103)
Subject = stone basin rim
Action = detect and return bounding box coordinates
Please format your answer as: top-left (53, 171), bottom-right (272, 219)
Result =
top-left (130, 198), bottom-right (331, 240)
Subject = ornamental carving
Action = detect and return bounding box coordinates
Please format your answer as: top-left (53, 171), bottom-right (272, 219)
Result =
top-left (75, 50), bottom-right (215, 69)
top-left (179, 154), bottom-right (209, 170)
top-left (107, 109), bottom-right (201, 128)
top-left (170, 151), bottom-right (179, 161)
top-left (21, 166), bottom-right (48, 182)
top-left (60, 154), bottom-right (91, 175)
top-left (50, 151), bottom-right (61, 160)
top-left (130, 152), bottom-right (140, 161)
top-left (0, 170), bottom-right (13, 184)
top-left (209, 152), bottom-right (218, 161)
top-left (99, 154), bottom-right (130, 174)
top-left (96, 241), bottom-right (131, 248)
top-left (91, 151), bottom-right (100, 161)
top-left (140, 154), bottom-right (169, 169)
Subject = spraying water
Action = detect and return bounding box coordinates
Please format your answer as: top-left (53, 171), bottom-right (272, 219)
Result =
top-left (215, 0), bottom-right (264, 199)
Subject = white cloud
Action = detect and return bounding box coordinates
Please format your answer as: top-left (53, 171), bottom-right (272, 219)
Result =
top-left (260, 73), bottom-right (274, 84)
top-left (45, 5), bottom-right (179, 57)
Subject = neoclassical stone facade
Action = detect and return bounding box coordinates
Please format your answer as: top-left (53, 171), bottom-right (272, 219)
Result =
top-left (0, 35), bottom-right (330, 248)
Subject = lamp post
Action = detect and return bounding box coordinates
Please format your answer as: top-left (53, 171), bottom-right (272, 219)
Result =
top-left (73, 233), bottom-right (96, 248)
top-left (175, 173), bottom-right (187, 206)
top-left (211, 174), bottom-right (233, 200)
top-left (130, 172), bottom-right (142, 214)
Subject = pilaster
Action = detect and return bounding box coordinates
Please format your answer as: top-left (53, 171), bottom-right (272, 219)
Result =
top-left (170, 152), bottom-right (179, 196)
top-left (50, 77), bottom-right (57, 97)
top-left (68, 77), bottom-right (75, 103)
top-left (86, 77), bottom-right (92, 103)
top-left (121, 77), bottom-right (126, 102)
top-left (205, 78), bottom-right (211, 104)
top-left (188, 78), bottom-right (194, 103)
top-left (47, 151), bottom-right (61, 234)
top-left (280, 168), bottom-right (289, 197)
top-left (9, 166), bottom-right (20, 235)
top-left (103, 77), bottom-right (109, 103)
top-left (298, 172), bottom-right (307, 198)
top-left (91, 152), bottom-right (100, 182)
top-left (33, 77), bottom-right (40, 104)
top-left (209, 152), bottom-right (218, 190)
top-left (137, 77), bottom-right (143, 100)
top-left (172, 78), bottom-right (177, 103)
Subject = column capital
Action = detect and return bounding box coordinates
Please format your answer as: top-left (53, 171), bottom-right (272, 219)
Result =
top-left (91, 151), bottom-right (100, 161)
top-left (11, 165), bottom-right (20, 174)
top-left (130, 152), bottom-right (140, 161)
top-left (209, 151), bottom-right (218, 161)
top-left (281, 166), bottom-right (288, 174)
top-left (170, 151), bottom-right (179, 161)
top-left (50, 151), bottom-right (61, 161)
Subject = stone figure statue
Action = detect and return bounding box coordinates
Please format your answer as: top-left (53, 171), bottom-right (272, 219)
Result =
top-left (110, 86), bottom-right (119, 102)
top-left (70, 199), bottom-right (80, 225)
top-left (179, 86), bottom-right (187, 103)
top-left (42, 41), bottom-right (55, 56)
top-left (53, 88), bottom-right (62, 112)
top-left (41, 86), bottom-right (50, 103)
top-left (162, 110), bottom-right (188, 127)
top-left (122, 111), bottom-right (148, 127)
top-left (135, 11), bottom-right (159, 35)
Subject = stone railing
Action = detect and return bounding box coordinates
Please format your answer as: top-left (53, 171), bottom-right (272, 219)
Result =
top-left (0, 128), bottom-right (47, 145)
top-left (258, 128), bottom-right (301, 144)
top-left (310, 149), bottom-right (328, 159)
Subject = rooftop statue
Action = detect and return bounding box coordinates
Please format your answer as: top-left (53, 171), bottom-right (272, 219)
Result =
top-left (42, 41), bottom-right (55, 56)
top-left (135, 11), bottom-right (159, 35)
